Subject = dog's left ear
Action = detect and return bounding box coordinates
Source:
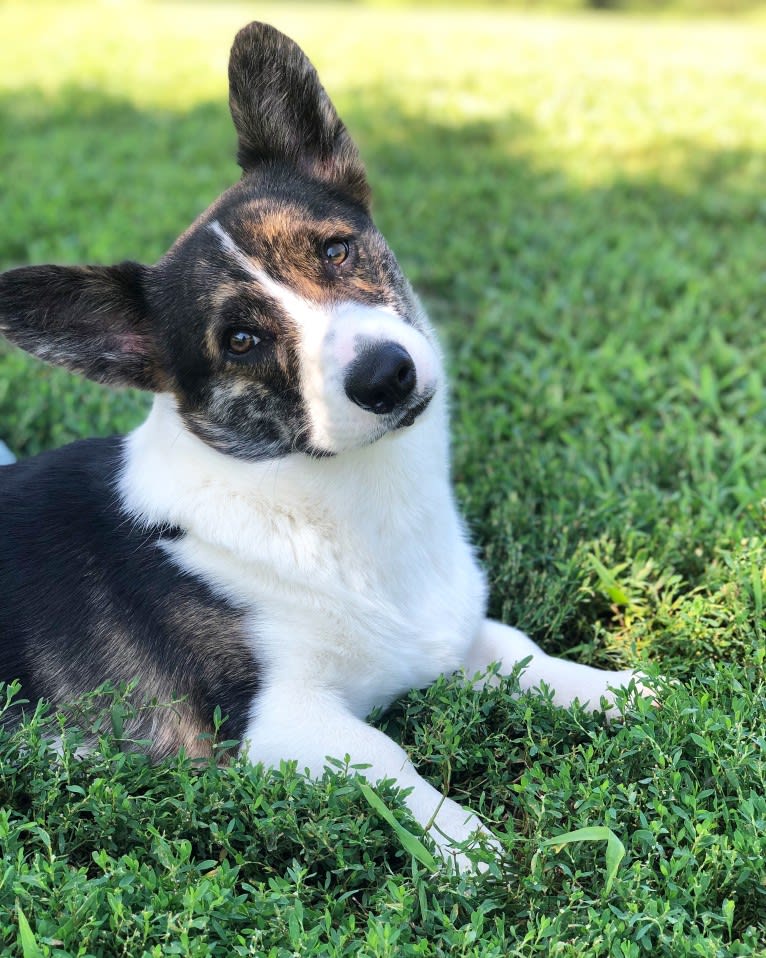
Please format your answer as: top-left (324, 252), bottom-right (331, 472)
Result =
top-left (0, 262), bottom-right (165, 391)
top-left (228, 22), bottom-right (370, 209)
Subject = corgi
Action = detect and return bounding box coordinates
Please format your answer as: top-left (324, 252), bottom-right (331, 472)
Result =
top-left (0, 22), bottom-right (647, 867)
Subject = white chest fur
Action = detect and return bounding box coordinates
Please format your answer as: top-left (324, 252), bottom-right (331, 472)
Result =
top-left (119, 396), bottom-right (488, 718)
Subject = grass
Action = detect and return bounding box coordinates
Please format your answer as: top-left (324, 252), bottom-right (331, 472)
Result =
top-left (1, 2), bottom-right (765, 955)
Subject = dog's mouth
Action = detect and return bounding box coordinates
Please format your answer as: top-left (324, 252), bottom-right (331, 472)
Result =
top-left (393, 391), bottom-right (434, 430)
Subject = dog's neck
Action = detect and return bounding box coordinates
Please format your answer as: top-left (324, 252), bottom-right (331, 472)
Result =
top-left (119, 392), bottom-right (454, 546)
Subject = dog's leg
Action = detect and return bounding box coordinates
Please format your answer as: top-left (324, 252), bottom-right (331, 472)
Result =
top-left (463, 619), bottom-right (647, 713)
top-left (244, 685), bottom-right (492, 869)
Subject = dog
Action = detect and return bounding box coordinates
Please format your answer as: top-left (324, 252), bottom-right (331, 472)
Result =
top-left (0, 22), bottom-right (648, 866)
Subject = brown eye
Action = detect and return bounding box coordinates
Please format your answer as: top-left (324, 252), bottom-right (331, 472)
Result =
top-left (226, 330), bottom-right (260, 355)
top-left (323, 239), bottom-right (349, 266)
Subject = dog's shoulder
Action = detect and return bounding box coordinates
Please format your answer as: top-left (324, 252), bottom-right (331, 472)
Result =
top-left (0, 435), bottom-right (180, 565)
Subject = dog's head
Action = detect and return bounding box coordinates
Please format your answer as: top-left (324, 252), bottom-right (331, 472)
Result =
top-left (0, 23), bottom-right (442, 459)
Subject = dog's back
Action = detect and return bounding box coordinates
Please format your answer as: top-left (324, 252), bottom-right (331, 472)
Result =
top-left (0, 438), bottom-right (259, 755)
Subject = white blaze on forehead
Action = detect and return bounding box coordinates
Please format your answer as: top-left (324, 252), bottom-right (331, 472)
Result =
top-left (208, 219), bottom-right (441, 454)
top-left (209, 219), bottom-right (323, 328)
top-left (209, 220), bottom-right (256, 276)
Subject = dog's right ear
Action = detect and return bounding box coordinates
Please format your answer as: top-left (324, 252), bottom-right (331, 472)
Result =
top-left (228, 22), bottom-right (370, 209)
top-left (0, 262), bottom-right (165, 391)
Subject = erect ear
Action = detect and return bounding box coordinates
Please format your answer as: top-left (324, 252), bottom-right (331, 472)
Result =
top-left (228, 22), bottom-right (370, 209)
top-left (0, 261), bottom-right (165, 391)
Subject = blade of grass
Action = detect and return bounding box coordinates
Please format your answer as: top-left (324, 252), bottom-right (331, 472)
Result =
top-left (16, 905), bottom-right (44, 958)
top-left (538, 826), bottom-right (626, 893)
top-left (358, 781), bottom-right (438, 871)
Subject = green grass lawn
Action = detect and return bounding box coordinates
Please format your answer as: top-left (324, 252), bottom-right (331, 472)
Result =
top-left (2, 3), bottom-right (766, 955)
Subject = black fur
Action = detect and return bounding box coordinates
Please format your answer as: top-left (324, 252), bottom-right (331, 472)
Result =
top-left (0, 438), bottom-right (259, 756)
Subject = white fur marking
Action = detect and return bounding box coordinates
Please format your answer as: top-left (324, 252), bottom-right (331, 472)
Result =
top-left (209, 220), bottom-right (259, 277)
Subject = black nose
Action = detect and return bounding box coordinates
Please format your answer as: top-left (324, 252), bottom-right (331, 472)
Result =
top-left (344, 342), bottom-right (416, 415)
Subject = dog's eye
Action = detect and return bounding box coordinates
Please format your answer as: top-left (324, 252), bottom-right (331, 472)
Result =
top-left (323, 239), bottom-right (349, 267)
top-left (226, 330), bottom-right (260, 355)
